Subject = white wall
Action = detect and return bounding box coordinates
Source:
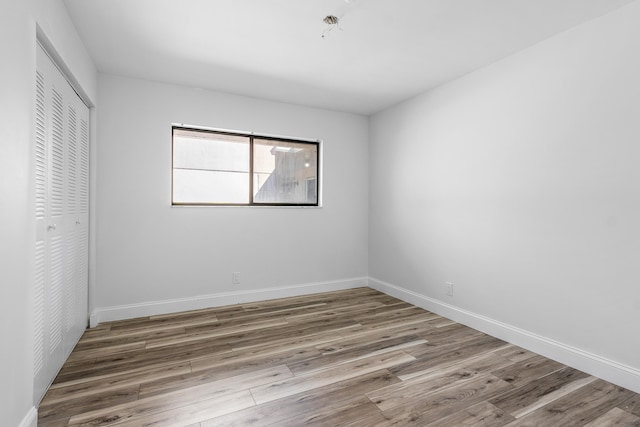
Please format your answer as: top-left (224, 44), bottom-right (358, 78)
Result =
top-left (0, 0), bottom-right (96, 425)
top-left (93, 74), bottom-right (369, 321)
top-left (370, 1), bottom-right (640, 391)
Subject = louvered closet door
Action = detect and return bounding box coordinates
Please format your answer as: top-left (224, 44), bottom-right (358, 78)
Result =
top-left (34, 44), bottom-right (90, 403)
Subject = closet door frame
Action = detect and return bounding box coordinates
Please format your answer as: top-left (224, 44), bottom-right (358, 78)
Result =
top-left (33, 41), bottom-right (91, 404)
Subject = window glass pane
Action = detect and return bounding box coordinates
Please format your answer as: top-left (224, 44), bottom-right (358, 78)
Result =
top-left (253, 138), bottom-right (318, 204)
top-left (173, 129), bottom-right (249, 204)
top-left (173, 169), bottom-right (249, 204)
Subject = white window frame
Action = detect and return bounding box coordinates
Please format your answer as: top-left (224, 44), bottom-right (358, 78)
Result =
top-left (171, 125), bottom-right (321, 207)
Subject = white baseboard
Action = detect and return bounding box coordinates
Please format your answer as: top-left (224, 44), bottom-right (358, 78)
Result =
top-left (90, 277), bottom-right (368, 327)
top-left (368, 277), bottom-right (640, 394)
top-left (19, 407), bottom-right (37, 427)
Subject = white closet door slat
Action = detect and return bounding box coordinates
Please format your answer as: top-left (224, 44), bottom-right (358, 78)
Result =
top-left (77, 114), bottom-right (90, 329)
top-left (35, 71), bottom-right (47, 221)
top-left (49, 235), bottom-right (64, 353)
top-left (34, 68), bottom-right (47, 379)
top-left (50, 88), bottom-right (65, 219)
top-left (64, 228), bottom-right (76, 333)
top-left (79, 118), bottom-right (89, 215)
top-left (34, 240), bottom-right (45, 376)
top-left (67, 106), bottom-right (78, 216)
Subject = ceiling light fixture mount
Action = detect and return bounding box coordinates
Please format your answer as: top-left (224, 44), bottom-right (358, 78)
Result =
top-left (321, 15), bottom-right (342, 39)
top-left (323, 15), bottom-right (339, 25)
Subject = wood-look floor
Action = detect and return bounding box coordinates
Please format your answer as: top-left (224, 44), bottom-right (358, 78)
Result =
top-left (39, 288), bottom-right (640, 426)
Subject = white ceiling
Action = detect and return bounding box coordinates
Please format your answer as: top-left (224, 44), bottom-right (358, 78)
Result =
top-left (63, 0), bottom-right (635, 115)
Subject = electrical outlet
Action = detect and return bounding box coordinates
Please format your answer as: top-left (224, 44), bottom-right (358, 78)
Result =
top-left (232, 272), bottom-right (240, 284)
top-left (445, 282), bottom-right (453, 296)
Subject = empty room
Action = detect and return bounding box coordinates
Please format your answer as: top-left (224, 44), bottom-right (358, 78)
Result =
top-left (2, 0), bottom-right (640, 426)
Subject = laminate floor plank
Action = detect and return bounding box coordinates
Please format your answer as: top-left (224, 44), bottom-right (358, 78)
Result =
top-left (139, 364), bottom-right (292, 399)
top-left (114, 391), bottom-right (256, 427)
top-left (377, 374), bottom-right (514, 426)
top-left (405, 329), bottom-right (501, 359)
top-left (403, 324), bottom-right (486, 356)
top-left (282, 301), bottom-right (392, 323)
top-left (115, 315), bottom-right (219, 331)
top-left (583, 407), bottom-right (640, 427)
top-left (209, 302), bottom-right (329, 324)
top-left (314, 320), bottom-right (437, 356)
top-left (491, 354), bottom-right (566, 388)
top-left (42, 362), bottom-right (191, 405)
top-left (239, 288), bottom-right (378, 311)
top-left (74, 327), bottom-right (188, 350)
top-left (239, 300), bottom-right (345, 317)
top-left (347, 302), bottom-right (416, 319)
top-left (367, 352), bottom-right (513, 412)
top-left (144, 318), bottom-right (289, 349)
top-left (38, 386), bottom-right (140, 425)
top-left (138, 362), bottom-right (294, 399)
top-left (287, 334), bottom-right (427, 375)
top-left (281, 396), bottom-right (383, 426)
top-left (200, 369), bottom-right (400, 427)
top-left (189, 344), bottom-right (322, 373)
top-left (344, 412), bottom-right (390, 427)
top-left (620, 395), bottom-right (640, 417)
top-left (489, 366), bottom-right (595, 418)
top-left (64, 342), bottom-right (147, 364)
top-left (54, 341), bottom-right (233, 383)
top-left (428, 401), bottom-right (515, 427)
top-left (390, 334), bottom-right (508, 380)
top-left (206, 304), bottom-right (246, 318)
top-left (335, 317), bottom-right (440, 342)
top-left (75, 327), bottom-right (111, 342)
top-left (67, 380), bottom-right (254, 426)
top-left (247, 292), bottom-right (394, 313)
top-left (227, 318), bottom-right (361, 350)
top-left (356, 306), bottom-right (435, 326)
top-left (148, 307), bottom-right (219, 321)
top-left (494, 345), bottom-right (540, 363)
top-left (250, 350), bottom-right (416, 405)
top-left (506, 379), bottom-right (637, 427)
top-left (49, 359), bottom-right (186, 390)
top-left (39, 288), bottom-right (640, 426)
top-left (107, 314), bottom-right (219, 333)
top-left (38, 417), bottom-right (72, 427)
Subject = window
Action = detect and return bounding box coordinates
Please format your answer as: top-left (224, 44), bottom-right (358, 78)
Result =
top-left (172, 127), bottom-right (319, 206)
